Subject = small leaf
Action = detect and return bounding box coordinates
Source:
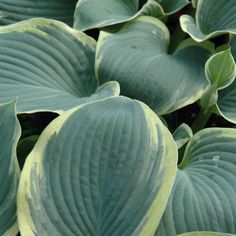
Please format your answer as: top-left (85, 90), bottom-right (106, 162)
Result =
top-left (74, 0), bottom-right (189, 31)
top-left (0, 101), bottom-right (21, 235)
top-left (0, 0), bottom-right (77, 26)
top-left (96, 16), bottom-right (209, 115)
top-left (213, 38), bottom-right (236, 123)
top-left (156, 128), bottom-right (236, 235)
top-left (201, 49), bottom-right (236, 111)
top-left (180, 0), bottom-right (236, 42)
top-left (17, 135), bottom-right (39, 169)
top-left (205, 49), bottom-right (236, 89)
top-left (172, 123), bottom-right (193, 149)
top-left (18, 96), bottom-right (177, 236)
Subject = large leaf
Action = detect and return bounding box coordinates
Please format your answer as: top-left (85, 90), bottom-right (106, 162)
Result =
top-left (96, 16), bottom-right (209, 115)
top-left (180, 0), bottom-right (236, 42)
top-left (0, 101), bottom-right (21, 235)
top-left (0, 0), bottom-right (77, 26)
top-left (156, 128), bottom-right (236, 235)
top-left (0, 19), bottom-right (121, 114)
top-left (18, 96), bottom-right (177, 236)
top-left (74, 0), bottom-right (189, 31)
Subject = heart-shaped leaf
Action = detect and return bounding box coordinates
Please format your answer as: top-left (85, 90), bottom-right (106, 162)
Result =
top-left (18, 96), bottom-right (177, 236)
top-left (180, 0), bottom-right (236, 42)
top-left (74, 0), bottom-right (189, 31)
top-left (0, 19), bottom-right (120, 114)
top-left (156, 128), bottom-right (236, 235)
top-left (0, 0), bottom-right (77, 26)
top-left (96, 16), bottom-right (209, 115)
top-left (0, 101), bottom-right (21, 235)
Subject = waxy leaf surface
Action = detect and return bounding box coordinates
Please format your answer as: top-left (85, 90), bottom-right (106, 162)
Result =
top-left (180, 0), bottom-right (236, 42)
top-left (96, 16), bottom-right (209, 115)
top-left (156, 128), bottom-right (236, 235)
top-left (0, 101), bottom-right (21, 235)
top-left (74, 0), bottom-right (189, 31)
top-left (18, 96), bottom-right (177, 236)
top-left (0, 19), bottom-right (120, 114)
top-left (216, 38), bottom-right (236, 123)
top-left (201, 49), bottom-right (236, 112)
top-left (0, 0), bottom-right (77, 26)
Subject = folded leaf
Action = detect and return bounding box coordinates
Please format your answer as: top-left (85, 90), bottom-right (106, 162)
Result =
top-left (172, 123), bottom-right (193, 149)
top-left (18, 96), bottom-right (177, 236)
top-left (0, 0), bottom-right (77, 26)
top-left (74, 0), bottom-right (189, 31)
top-left (96, 16), bottom-right (209, 115)
top-left (156, 128), bottom-right (236, 235)
top-left (0, 101), bottom-right (21, 235)
top-left (180, 0), bottom-right (236, 42)
top-left (201, 48), bottom-right (236, 111)
top-left (0, 19), bottom-right (120, 114)
top-left (215, 38), bottom-right (236, 123)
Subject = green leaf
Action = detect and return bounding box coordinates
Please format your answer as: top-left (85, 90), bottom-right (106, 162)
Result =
top-left (180, 0), bottom-right (236, 42)
top-left (205, 49), bottom-right (235, 89)
top-left (191, 0), bottom-right (198, 8)
top-left (201, 49), bottom-right (236, 111)
top-left (18, 96), bottom-right (177, 236)
top-left (156, 128), bottom-right (236, 235)
top-left (0, 0), bottom-right (77, 26)
top-left (74, 0), bottom-right (189, 31)
top-left (214, 38), bottom-right (236, 123)
top-left (0, 19), bottom-right (121, 114)
top-left (0, 101), bottom-right (21, 235)
top-left (96, 16), bottom-right (209, 115)
top-left (17, 135), bottom-right (39, 169)
top-left (178, 232), bottom-right (236, 236)
top-left (172, 123), bottom-right (193, 149)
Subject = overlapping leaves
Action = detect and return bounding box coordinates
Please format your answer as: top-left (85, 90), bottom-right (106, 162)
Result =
top-left (0, 19), bottom-right (121, 114)
top-left (180, 0), bottom-right (236, 42)
top-left (0, 0), bottom-right (77, 26)
top-left (74, 0), bottom-right (189, 31)
top-left (156, 128), bottom-right (236, 235)
top-left (96, 16), bottom-right (210, 115)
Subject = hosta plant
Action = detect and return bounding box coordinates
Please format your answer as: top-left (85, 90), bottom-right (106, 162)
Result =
top-left (1, 0), bottom-right (236, 235)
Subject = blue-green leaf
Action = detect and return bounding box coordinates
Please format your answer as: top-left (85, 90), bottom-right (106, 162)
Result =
top-left (0, 0), bottom-right (77, 26)
top-left (74, 0), bottom-right (189, 31)
top-left (18, 96), bottom-right (177, 236)
top-left (0, 101), bottom-right (21, 235)
top-left (180, 0), bottom-right (236, 42)
top-left (156, 128), bottom-right (236, 235)
top-left (0, 19), bottom-right (120, 114)
top-left (96, 16), bottom-right (209, 115)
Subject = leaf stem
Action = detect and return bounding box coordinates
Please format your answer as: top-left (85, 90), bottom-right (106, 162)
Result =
top-left (191, 109), bottom-right (212, 133)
